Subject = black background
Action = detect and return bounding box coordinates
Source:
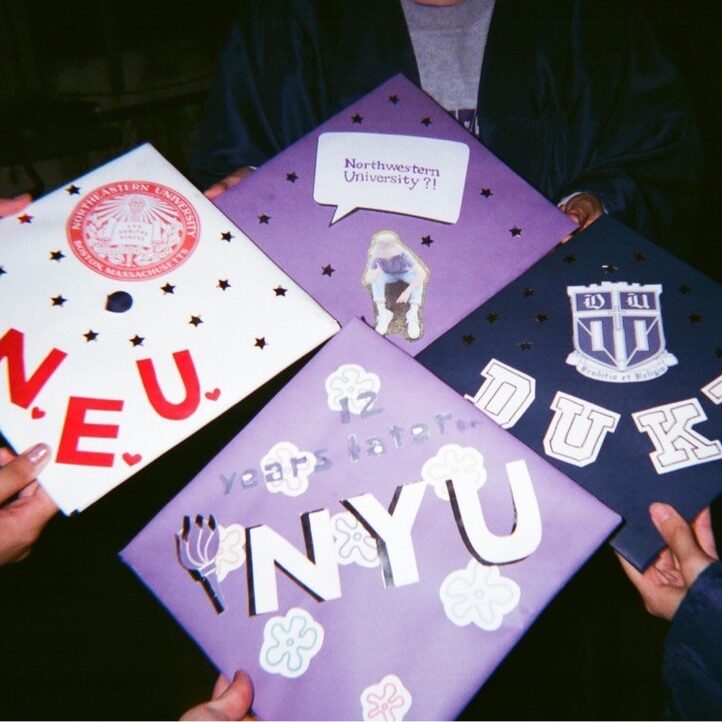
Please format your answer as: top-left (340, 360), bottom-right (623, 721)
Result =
top-left (1, 2), bottom-right (720, 720)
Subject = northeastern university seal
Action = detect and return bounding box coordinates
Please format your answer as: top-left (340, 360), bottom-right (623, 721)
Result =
top-left (66, 182), bottom-right (200, 280)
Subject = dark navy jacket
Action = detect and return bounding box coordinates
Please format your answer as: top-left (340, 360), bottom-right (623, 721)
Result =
top-left (190, 0), bottom-right (703, 254)
top-left (663, 562), bottom-right (722, 720)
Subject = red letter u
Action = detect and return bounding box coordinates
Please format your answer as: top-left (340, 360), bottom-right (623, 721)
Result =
top-left (136, 349), bottom-right (201, 420)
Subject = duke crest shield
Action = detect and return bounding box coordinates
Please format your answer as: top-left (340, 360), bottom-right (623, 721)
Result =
top-left (566, 282), bottom-right (678, 382)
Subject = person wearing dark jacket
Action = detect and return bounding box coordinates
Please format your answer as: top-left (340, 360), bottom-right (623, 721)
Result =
top-left (189, 0), bottom-right (703, 255)
top-left (619, 503), bottom-right (722, 720)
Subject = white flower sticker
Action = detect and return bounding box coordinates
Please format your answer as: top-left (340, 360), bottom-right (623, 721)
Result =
top-left (360, 674), bottom-right (412, 721)
top-left (259, 607), bottom-right (324, 678)
top-left (260, 441), bottom-right (317, 497)
top-left (421, 443), bottom-right (487, 501)
top-left (331, 511), bottom-right (379, 568)
top-left (214, 523), bottom-right (246, 582)
top-left (325, 363), bottom-right (381, 414)
top-left (440, 559), bottom-right (521, 631)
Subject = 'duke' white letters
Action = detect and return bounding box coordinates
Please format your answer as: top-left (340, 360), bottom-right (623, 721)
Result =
top-left (466, 358), bottom-right (721, 472)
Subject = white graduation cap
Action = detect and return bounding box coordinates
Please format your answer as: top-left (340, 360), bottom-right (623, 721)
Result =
top-left (0, 144), bottom-right (338, 513)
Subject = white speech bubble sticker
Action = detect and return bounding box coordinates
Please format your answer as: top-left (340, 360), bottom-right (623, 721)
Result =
top-left (314, 132), bottom-right (470, 224)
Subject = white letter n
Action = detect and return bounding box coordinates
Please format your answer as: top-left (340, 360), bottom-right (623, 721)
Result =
top-left (246, 509), bottom-right (341, 615)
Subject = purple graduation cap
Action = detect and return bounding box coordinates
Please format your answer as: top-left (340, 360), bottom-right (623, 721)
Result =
top-left (418, 216), bottom-right (722, 570)
top-left (122, 319), bottom-right (618, 721)
top-left (214, 74), bottom-right (575, 354)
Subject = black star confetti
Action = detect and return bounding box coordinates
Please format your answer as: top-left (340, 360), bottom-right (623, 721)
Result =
top-left (83, 330), bottom-right (99, 342)
top-left (286, 172), bottom-right (298, 183)
top-left (462, 334), bottom-right (476, 345)
top-left (0, 267), bottom-right (6, 277)
top-left (218, 279), bottom-right (231, 291)
top-left (509, 226), bottom-right (522, 237)
top-left (66, 184), bottom-right (81, 195)
top-left (535, 313), bottom-right (549, 324)
top-left (161, 283), bottom-right (175, 294)
top-left (189, 315), bottom-right (203, 327)
top-left (486, 312), bottom-right (499, 323)
top-left (679, 284), bottom-right (692, 294)
top-left (51, 295), bottom-right (67, 307)
top-left (523, 287), bottom-right (535, 298)
top-left (18, 213), bottom-right (32, 224)
top-left (519, 341), bottom-right (533, 351)
top-left (254, 337), bottom-right (267, 349)
top-left (258, 214), bottom-right (271, 224)
top-left (689, 313), bottom-right (702, 324)
top-left (273, 286), bottom-right (287, 296)
top-left (49, 250), bottom-right (65, 262)
top-left (421, 235), bottom-right (434, 247)
top-left (634, 252), bottom-right (647, 262)
top-left (351, 113), bottom-right (363, 124)
top-left (322, 264), bottom-right (335, 277)
top-left (220, 231), bottom-right (234, 242)
top-left (602, 264), bottom-right (618, 274)
top-left (420, 117), bottom-right (432, 127)
top-left (389, 94), bottom-right (399, 104)
top-left (563, 254), bottom-right (576, 264)
top-left (130, 335), bottom-right (144, 347)
top-left (480, 188), bottom-right (493, 198)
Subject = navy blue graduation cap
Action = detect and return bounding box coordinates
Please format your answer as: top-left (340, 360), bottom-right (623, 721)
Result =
top-left (418, 216), bottom-right (722, 570)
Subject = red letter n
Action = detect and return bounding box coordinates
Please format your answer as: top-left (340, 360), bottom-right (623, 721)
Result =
top-left (0, 328), bottom-right (67, 408)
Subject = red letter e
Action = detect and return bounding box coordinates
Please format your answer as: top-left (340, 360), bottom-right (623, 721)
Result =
top-left (56, 396), bottom-right (123, 467)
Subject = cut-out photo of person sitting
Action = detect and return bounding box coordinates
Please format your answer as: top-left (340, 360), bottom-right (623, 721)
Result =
top-left (363, 229), bottom-right (429, 341)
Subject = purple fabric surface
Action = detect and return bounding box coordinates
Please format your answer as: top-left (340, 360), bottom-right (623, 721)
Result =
top-left (122, 320), bottom-right (618, 720)
top-left (214, 74), bottom-right (575, 354)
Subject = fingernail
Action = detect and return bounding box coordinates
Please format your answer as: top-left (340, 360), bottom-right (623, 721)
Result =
top-left (650, 502), bottom-right (673, 525)
top-left (23, 443), bottom-right (51, 465)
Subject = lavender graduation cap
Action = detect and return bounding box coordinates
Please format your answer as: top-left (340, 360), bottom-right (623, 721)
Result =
top-left (213, 74), bottom-right (575, 355)
top-left (122, 319), bottom-right (619, 721)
